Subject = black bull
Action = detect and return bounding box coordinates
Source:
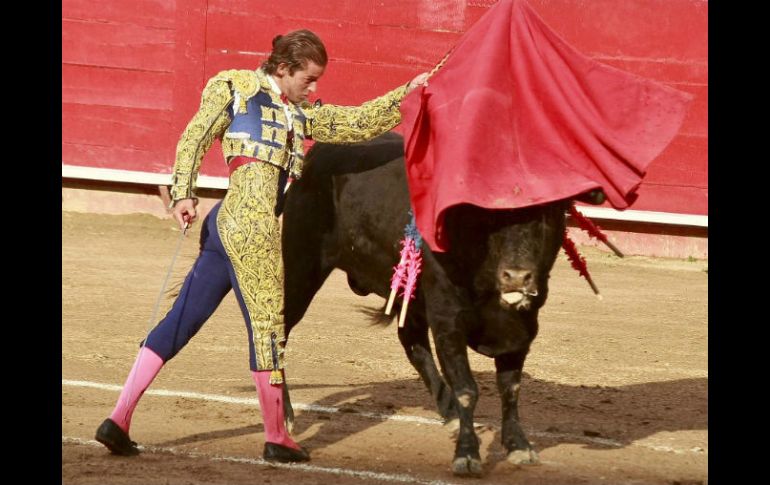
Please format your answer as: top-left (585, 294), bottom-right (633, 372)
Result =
top-left (281, 132), bottom-right (569, 475)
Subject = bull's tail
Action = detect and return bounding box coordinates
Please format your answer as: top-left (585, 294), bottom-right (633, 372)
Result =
top-left (357, 304), bottom-right (398, 327)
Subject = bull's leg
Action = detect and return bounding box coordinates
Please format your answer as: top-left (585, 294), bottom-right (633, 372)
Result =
top-left (495, 352), bottom-right (539, 465)
top-left (397, 312), bottom-right (458, 424)
top-left (283, 268), bottom-right (334, 337)
top-left (433, 329), bottom-right (483, 476)
top-left (422, 251), bottom-right (484, 476)
top-left (282, 255), bottom-right (334, 435)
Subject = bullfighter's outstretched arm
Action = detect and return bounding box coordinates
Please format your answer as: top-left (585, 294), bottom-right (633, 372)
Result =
top-left (303, 83), bottom-right (409, 144)
top-left (170, 77), bottom-right (234, 204)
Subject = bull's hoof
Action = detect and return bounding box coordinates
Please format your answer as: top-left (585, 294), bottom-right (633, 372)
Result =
top-left (452, 455), bottom-right (483, 477)
top-left (506, 448), bottom-right (540, 465)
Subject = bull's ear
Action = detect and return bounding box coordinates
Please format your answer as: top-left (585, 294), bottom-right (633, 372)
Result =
top-left (575, 189), bottom-right (606, 205)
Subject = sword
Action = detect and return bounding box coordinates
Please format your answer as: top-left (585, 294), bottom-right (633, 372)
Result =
top-left (144, 219), bottom-right (190, 337)
top-left (118, 218), bottom-right (190, 426)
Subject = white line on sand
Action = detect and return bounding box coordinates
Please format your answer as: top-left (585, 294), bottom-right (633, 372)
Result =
top-left (63, 379), bottom-right (706, 455)
top-left (63, 436), bottom-right (474, 485)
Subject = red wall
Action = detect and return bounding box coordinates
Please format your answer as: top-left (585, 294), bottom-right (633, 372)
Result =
top-left (62, 0), bottom-right (707, 216)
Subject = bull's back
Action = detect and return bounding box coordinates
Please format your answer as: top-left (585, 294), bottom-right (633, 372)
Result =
top-left (331, 143), bottom-right (414, 298)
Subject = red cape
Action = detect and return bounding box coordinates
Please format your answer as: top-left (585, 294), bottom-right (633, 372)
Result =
top-left (400, 0), bottom-right (692, 252)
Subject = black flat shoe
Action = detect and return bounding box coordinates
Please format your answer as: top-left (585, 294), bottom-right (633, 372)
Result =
top-left (263, 442), bottom-right (310, 463)
top-left (95, 418), bottom-right (140, 456)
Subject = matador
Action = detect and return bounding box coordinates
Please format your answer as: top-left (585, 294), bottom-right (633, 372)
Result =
top-left (95, 29), bottom-right (428, 463)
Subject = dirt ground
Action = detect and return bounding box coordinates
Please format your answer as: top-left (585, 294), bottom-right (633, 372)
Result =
top-left (62, 211), bottom-right (708, 485)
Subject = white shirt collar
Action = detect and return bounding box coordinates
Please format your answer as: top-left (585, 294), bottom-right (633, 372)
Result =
top-left (266, 73), bottom-right (293, 129)
top-left (266, 74), bottom-right (283, 97)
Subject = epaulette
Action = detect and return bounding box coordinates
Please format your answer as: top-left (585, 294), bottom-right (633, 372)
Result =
top-left (254, 69), bottom-right (275, 93)
top-left (210, 69), bottom-right (260, 114)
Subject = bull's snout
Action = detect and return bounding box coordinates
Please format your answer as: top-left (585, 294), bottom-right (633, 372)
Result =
top-left (499, 269), bottom-right (533, 293)
top-left (498, 269), bottom-right (538, 309)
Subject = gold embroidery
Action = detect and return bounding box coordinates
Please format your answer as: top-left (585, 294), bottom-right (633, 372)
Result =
top-left (261, 125), bottom-right (287, 146)
top-left (256, 144), bottom-right (274, 163)
top-left (292, 118), bottom-right (304, 135)
top-left (218, 69), bottom-right (259, 102)
top-left (221, 137), bottom-right (236, 155)
top-left (290, 157), bottom-right (304, 180)
top-left (170, 78), bottom-right (233, 202)
top-left (260, 105), bottom-right (278, 123)
top-left (255, 69), bottom-right (274, 93)
top-left (305, 84), bottom-right (408, 144)
top-left (242, 138), bottom-right (259, 157)
top-left (273, 108), bottom-right (288, 127)
top-left (216, 162), bottom-right (286, 379)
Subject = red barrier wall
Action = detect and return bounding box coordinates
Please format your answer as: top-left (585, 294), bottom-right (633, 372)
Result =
top-left (62, 0), bottom-right (707, 217)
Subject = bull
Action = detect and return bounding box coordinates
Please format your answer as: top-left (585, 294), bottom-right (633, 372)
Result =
top-left (281, 132), bottom-right (570, 476)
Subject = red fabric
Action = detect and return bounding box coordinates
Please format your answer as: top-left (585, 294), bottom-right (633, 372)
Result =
top-left (228, 155), bottom-right (260, 175)
top-left (400, 0), bottom-right (693, 252)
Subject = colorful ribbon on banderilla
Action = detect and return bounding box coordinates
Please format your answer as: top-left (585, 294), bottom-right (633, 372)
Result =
top-left (568, 203), bottom-right (624, 258)
top-left (562, 202), bottom-right (626, 299)
top-left (385, 212), bottom-right (423, 327)
top-left (381, 48), bottom-right (453, 327)
top-left (385, 205), bottom-right (622, 317)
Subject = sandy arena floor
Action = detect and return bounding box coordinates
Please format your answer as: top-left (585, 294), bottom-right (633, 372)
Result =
top-left (62, 211), bottom-right (707, 484)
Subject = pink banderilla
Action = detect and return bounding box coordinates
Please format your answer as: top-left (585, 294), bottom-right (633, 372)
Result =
top-left (385, 238), bottom-right (412, 315)
top-left (398, 242), bottom-right (423, 328)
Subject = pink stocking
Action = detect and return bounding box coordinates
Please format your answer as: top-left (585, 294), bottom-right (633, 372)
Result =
top-left (252, 370), bottom-right (300, 449)
top-left (109, 346), bottom-right (164, 433)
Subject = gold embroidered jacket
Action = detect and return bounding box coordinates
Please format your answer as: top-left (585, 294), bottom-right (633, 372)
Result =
top-left (170, 69), bottom-right (408, 202)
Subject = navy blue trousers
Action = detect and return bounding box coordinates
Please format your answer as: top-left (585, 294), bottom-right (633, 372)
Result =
top-left (144, 201), bottom-right (260, 370)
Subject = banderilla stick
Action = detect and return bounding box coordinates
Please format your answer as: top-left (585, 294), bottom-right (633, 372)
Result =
top-left (584, 272), bottom-right (603, 301)
top-left (399, 298), bottom-right (410, 328)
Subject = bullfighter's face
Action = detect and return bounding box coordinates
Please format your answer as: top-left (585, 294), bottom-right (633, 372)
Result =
top-left (276, 61), bottom-right (325, 104)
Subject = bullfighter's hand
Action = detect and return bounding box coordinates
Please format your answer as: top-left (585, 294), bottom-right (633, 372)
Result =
top-left (172, 198), bottom-right (198, 230)
top-left (406, 72), bottom-right (430, 94)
